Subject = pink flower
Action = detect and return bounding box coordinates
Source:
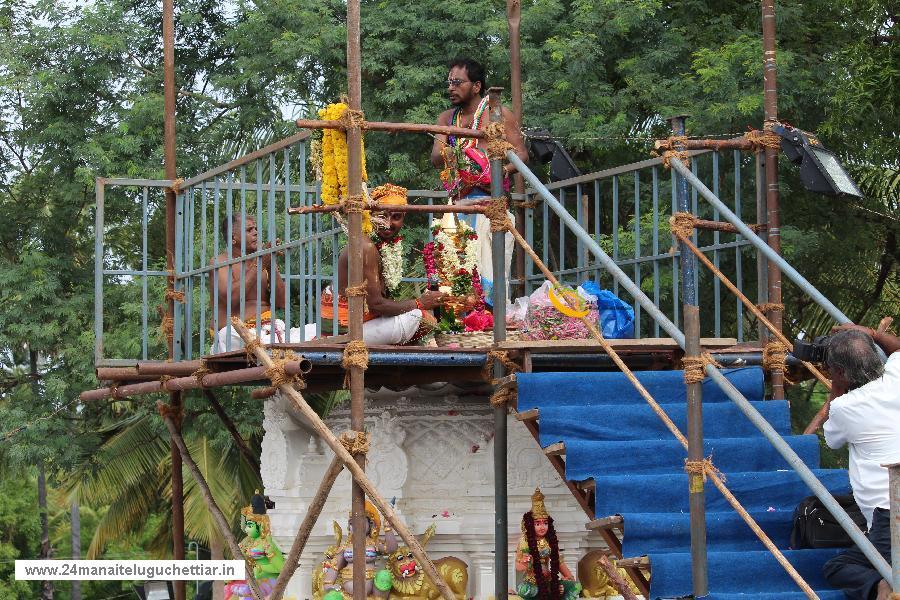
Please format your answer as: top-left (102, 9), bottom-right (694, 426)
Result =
top-left (463, 309), bottom-right (493, 332)
top-left (441, 511), bottom-right (450, 518)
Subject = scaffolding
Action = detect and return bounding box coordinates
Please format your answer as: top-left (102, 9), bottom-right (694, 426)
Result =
top-left (79, 0), bottom-right (900, 599)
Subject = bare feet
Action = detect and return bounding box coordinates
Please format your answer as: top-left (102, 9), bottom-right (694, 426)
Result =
top-left (876, 579), bottom-right (893, 600)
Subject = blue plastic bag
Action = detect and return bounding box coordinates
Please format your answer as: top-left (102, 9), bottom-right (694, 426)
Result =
top-left (579, 280), bottom-right (635, 339)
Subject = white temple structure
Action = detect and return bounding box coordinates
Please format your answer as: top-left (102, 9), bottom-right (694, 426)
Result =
top-left (260, 383), bottom-right (610, 599)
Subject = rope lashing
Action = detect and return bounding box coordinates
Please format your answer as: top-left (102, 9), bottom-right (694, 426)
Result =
top-left (482, 350), bottom-right (519, 383)
top-left (169, 177), bottom-right (185, 195)
top-left (159, 315), bottom-right (175, 343)
top-left (513, 199), bottom-right (539, 210)
top-left (159, 375), bottom-right (175, 391)
top-left (482, 196), bottom-right (513, 233)
top-left (165, 288), bottom-right (186, 303)
top-left (657, 135), bottom-right (691, 169)
top-left (338, 107), bottom-right (366, 130)
top-left (489, 386), bottom-right (516, 407)
top-left (243, 337), bottom-right (263, 364)
top-left (341, 340), bottom-right (370, 388)
top-left (265, 358), bottom-right (298, 388)
top-left (484, 121), bottom-right (514, 161)
top-left (344, 280), bottom-right (368, 297)
top-left (756, 302), bottom-right (785, 314)
top-left (344, 194), bottom-right (367, 214)
top-left (192, 361), bottom-right (212, 387)
top-left (762, 340), bottom-right (789, 374)
top-left (669, 212), bottom-right (697, 241)
top-left (684, 456), bottom-right (726, 483)
top-left (339, 430), bottom-right (370, 455)
top-left (156, 401), bottom-right (184, 427)
top-left (744, 129), bottom-right (781, 152)
top-left (109, 382), bottom-right (122, 400)
top-left (682, 352), bottom-right (723, 385)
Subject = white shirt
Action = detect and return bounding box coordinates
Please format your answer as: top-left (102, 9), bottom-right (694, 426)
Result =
top-left (824, 351), bottom-right (900, 528)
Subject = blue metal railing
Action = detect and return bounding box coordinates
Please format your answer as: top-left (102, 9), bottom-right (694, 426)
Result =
top-left (94, 135), bottom-right (763, 365)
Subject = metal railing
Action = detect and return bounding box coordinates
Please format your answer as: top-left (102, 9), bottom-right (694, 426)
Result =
top-left (520, 149), bottom-right (760, 339)
top-left (94, 135), bottom-right (767, 365)
top-left (508, 149), bottom-right (894, 589)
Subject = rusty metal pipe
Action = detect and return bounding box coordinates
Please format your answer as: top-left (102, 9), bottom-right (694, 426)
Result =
top-left (137, 360), bottom-right (204, 376)
top-left (295, 118), bottom-right (485, 139)
top-left (80, 360), bottom-right (311, 400)
top-left (289, 203), bottom-right (489, 215)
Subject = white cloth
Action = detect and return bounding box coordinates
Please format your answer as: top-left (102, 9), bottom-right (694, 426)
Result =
top-left (824, 351), bottom-right (900, 527)
top-left (474, 211), bottom-right (515, 293)
top-left (210, 319), bottom-right (317, 354)
top-left (361, 309), bottom-right (423, 345)
top-left (210, 311), bottom-right (424, 353)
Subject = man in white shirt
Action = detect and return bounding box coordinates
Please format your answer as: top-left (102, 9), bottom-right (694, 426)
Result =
top-left (822, 323), bottom-right (900, 600)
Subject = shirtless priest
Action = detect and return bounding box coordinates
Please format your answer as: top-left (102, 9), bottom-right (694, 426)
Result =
top-left (324, 184), bottom-right (445, 345)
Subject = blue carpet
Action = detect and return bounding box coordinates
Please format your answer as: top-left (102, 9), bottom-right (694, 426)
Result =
top-left (518, 368), bottom-right (848, 599)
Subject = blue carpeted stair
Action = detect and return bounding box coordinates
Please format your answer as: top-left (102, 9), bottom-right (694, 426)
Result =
top-left (517, 367), bottom-right (849, 599)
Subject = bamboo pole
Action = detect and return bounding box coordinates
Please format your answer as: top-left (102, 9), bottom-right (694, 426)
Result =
top-left (672, 230), bottom-right (832, 393)
top-left (230, 317), bottom-right (456, 600)
top-left (157, 404), bottom-right (264, 600)
top-left (504, 224), bottom-right (819, 599)
top-left (203, 389), bottom-right (260, 475)
top-left (269, 457), bottom-right (344, 600)
top-left (345, 1), bottom-right (367, 596)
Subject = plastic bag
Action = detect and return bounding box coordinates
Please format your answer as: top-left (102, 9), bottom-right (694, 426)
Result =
top-left (524, 281), bottom-right (598, 340)
top-left (579, 280), bottom-right (635, 339)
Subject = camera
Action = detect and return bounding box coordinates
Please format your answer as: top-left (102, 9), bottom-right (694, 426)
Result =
top-left (793, 335), bottom-right (830, 363)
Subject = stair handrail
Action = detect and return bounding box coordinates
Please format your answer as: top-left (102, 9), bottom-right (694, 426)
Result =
top-left (506, 150), bottom-right (893, 583)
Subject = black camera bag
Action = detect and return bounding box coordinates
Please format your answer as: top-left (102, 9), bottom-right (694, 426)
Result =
top-left (789, 494), bottom-right (867, 549)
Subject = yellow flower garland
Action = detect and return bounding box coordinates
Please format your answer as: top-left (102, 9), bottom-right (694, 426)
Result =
top-left (318, 102), bottom-right (371, 233)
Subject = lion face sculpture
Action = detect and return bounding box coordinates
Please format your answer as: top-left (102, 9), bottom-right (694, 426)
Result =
top-left (385, 524), bottom-right (468, 600)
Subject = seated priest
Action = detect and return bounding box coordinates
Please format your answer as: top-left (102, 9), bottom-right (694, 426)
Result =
top-left (208, 215), bottom-right (314, 354)
top-left (322, 183), bottom-right (445, 345)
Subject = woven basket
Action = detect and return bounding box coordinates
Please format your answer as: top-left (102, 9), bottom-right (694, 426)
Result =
top-left (434, 329), bottom-right (523, 348)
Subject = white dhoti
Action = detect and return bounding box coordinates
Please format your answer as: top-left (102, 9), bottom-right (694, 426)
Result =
top-left (210, 320), bottom-right (317, 354)
top-left (361, 309), bottom-right (424, 345)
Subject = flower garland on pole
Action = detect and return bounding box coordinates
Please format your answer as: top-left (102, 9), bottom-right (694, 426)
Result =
top-left (317, 101), bottom-right (371, 233)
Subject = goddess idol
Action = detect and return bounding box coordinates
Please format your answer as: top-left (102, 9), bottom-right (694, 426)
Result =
top-left (515, 488), bottom-right (582, 600)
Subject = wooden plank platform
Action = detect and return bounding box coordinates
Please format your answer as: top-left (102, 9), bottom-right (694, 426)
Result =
top-left (616, 556), bottom-right (650, 568)
top-left (544, 442), bottom-right (566, 457)
top-left (586, 515), bottom-right (624, 531)
top-left (515, 409), bottom-right (539, 422)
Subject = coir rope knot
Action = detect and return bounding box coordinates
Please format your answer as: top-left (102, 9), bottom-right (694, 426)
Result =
top-left (762, 340), bottom-right (789, 374)
top-left (482, 350), bottom-right (519, 383)
top-left (684, 455), bottom-right (725, 483)
top-left (344, 280), bottom-right (368, 298)
top-left (342, 340), bottom-right (369, 388)
top-left (339, 430), bottom-right (370, 455)
top-left (682, 352), bottom-right (722, 385)
top-left (669, 212), bottom-right (697, 242)
top-left (482, 196), bottom-right (512, 233)
top-left (484, 121), bottom-right (514, 161)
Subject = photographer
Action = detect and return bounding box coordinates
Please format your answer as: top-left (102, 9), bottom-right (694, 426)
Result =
top-left (821, 323), bottom-right (900, 600)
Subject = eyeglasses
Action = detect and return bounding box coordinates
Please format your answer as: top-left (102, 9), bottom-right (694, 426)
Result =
top-left (446, 78), bottom-right (470, 88)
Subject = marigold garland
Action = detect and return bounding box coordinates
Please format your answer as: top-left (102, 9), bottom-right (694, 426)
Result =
top-left (317, 102), bottom-right (370, 232)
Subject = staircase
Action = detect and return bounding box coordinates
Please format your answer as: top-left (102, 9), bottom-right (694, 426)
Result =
top-left (515, 366), bottom-right (850, 599)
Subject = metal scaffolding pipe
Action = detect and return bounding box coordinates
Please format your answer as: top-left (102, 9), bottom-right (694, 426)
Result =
top-left (488, 87), bottom-right (509, 600)
top-left (666, 158), bottom-right (851, 325)
top-left (506, 149), bottom-right (893, 584)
